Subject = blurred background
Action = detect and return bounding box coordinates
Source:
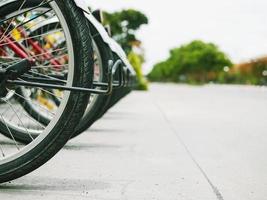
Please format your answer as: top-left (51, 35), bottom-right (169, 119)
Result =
top-left (90, 0), bottom-right (267, 89)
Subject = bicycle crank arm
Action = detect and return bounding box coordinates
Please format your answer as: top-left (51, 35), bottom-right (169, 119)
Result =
top-left (2, 59), bottom-right (31, 80)
top-left (0, 59), bottom-right (31, 97)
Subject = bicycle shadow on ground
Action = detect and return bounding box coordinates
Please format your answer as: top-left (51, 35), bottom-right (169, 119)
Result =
top-left (0, 176), bottom-right (110, 192)
top-left (88, 128), bottom-right (125, 133)
top-left (101, 110), bottom-right (139, 120)
top-left (64, 142), bottom-right (122, 151)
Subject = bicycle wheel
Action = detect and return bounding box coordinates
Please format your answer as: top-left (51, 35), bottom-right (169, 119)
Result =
top-left (71, 24), bottom-right (114, 138)
top-left (0, 0), bottom-right (93, 183)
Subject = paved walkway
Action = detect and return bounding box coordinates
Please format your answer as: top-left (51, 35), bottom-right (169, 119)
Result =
top-left (0, 84), bottom-right (267, 200)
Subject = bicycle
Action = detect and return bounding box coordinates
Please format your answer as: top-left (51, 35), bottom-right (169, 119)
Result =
top-left (0, 0), bottom-right (94, 183)
top-left (0, 0), bottom-right (135, 183)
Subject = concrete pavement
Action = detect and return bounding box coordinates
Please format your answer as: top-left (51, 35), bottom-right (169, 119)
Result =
top-left (0, 83), bottom-right (267, 200)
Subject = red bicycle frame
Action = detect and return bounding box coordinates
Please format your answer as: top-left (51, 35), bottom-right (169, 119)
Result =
top-left (0, 26), bottom-right (62, 69)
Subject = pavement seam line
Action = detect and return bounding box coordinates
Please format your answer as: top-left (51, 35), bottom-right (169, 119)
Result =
top-left (153, 100), bottom-right (224, 200)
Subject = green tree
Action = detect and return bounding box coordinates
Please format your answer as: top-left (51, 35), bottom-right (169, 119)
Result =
top-left (104, 9), bottom-right (148, 54)
top-left (128, 51), bottom-right (148, 90)
top-left (148, 40), bottom-right (233, 84)
top-left (104, 9), bottom-right (149, 90)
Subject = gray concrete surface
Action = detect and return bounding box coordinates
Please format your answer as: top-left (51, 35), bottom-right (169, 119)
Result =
top-left (0, 83), bottom-right (267, 200)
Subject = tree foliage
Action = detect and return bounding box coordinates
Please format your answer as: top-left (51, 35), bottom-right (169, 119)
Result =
top-left (148, 40), bottom-right (233, 84)
top-left (104, 9), bottom-right (148, 54)
top-left (104, 9), bottom-right (149, 90)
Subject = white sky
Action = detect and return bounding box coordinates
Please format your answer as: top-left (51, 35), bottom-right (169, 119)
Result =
top-left (88, 0), bottom-right (267, 73)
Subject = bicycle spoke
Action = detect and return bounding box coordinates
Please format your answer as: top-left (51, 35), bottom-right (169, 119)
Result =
top-left (1, 9), bottom-right (56, 45)
top-left (16, 101), bottom-right (46, 129)
top-left (18, 78), bottom-right (63, 100)
top-left (0, 144), bottom-right (5, 157)
top-left (0, 0), bottom-right (54, 40)
top-left (0, 28), bottom-right (63, 47)
top-left (27, 68), bottom-right (67, 82)
top-left (8, 89), bottom-right (56, 116)
top-left (0, 115), bottom-right (20, 151)
top-left (0, 0), bottom-right (27, 42)
top-left (31, 64), bottom-right (68, 69)
top-left (0, 47), bottom-right (67, 68)
top-left (0, 3), bottom-right (55, 46)
top-left (3, 99), bottom-right (34, 141)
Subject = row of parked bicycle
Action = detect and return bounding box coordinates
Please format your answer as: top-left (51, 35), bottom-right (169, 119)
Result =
top-left (0, 0), bottom-right (136, 183)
